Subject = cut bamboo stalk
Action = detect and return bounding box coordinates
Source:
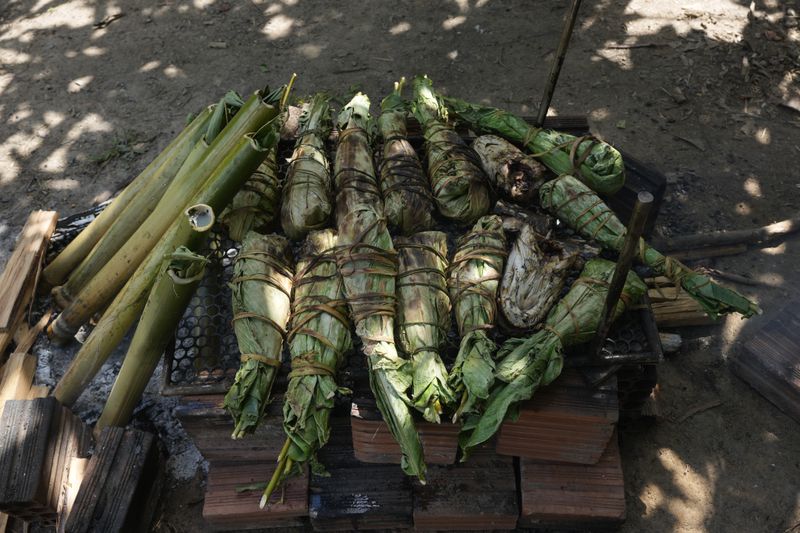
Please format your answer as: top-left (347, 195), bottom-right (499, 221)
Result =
top-left (42, 109), bottom-right (213, 289)
top-left (53, 101), bottom-right (287, 406)
top-left (49, 90), bottom-right (282, 342)
top-left (51, 109), bottom-right (216, 309)
top-left (0, 211), bottom-right (58, 356)
top-left (95, 247), bottom-right (207, 434)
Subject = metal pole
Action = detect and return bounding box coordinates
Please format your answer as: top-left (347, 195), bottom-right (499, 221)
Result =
top-left (535, 0), bottom-right (584, 127)
top-left (591, 191), bottom-right (654, 359)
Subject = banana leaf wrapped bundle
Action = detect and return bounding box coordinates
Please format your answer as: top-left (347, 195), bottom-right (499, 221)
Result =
top-left (472, 135), bottom-right (545, 204)
top-left (281, 94), bottom-right (334, 240)
top-left (447, 215), bottom-right (507, 421)
top-left (460, 258), bottom-right (647, 456)
top-left (261, 229), bottom-right (352, 507)
top-left (500, 224), bottom-right (580, 330)
top-left (444, 96), bottom-right (625, 195)
top-left (223, 141), bottom-right (280, 241)
top-left (412, 76), bottom-right (491, 224)
top-left (333, 93), bottom-right (425, 481)
top-left (378, 79), bottom-right (434, 234)
top-left (540, 175), bottom-right (761, 318)
top-left (224, 232), bottom-right (294, 438)
top-left (395, 231), bottom-right (455, 423)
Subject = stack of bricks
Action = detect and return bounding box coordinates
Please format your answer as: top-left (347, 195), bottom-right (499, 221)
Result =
top-left (175, 394), bottom-right (308, 530)
top-left (502, 369), bottom-right (627, 530)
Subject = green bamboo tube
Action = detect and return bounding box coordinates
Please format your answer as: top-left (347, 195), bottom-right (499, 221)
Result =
top-left (53, 113), bottom-right (221, 305)
top-left (42, 107), bottom-right (214, 289)
top-left (53, 118), bottom-right (283, 406)
top-left (94, 246), bottom-right (208, 435)
top-left (52, 109), bottom-right (220, 310)
top-left (49, 90), bottom-right (282, 341)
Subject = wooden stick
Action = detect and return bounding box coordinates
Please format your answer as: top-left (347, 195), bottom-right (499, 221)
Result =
top-left (655, 214), bottom-right (800, 252)
top-left (670, 244), bottom-right (747, 261)
top-left (0, 211), bottom-right (58, 357)
top-left (12, 311), bottom-right (52, 356)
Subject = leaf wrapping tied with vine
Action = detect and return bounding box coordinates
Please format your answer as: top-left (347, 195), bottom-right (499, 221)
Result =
top-left (460, 258), bottom-right (647, 457)
top-left (396, 231), bottom-right (455, 423)
top-left (445, 96), bottom-right (626, 195)
top-left (539, 174), bottom-right (760, 319)
top-left (224, 232), bottom-right (294, 439)
top-left (447, 214), bottom-right (507, 422)
top-left (333, 93), bottom-right (425, 481)
top-left (378, 79), bottom-right (435, 234)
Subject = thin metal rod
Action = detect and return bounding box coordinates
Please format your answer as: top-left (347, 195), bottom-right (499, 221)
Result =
top-left (535, 0), bottom-right (584, 127)
top-left (591, 191), bottom-right (654, 358)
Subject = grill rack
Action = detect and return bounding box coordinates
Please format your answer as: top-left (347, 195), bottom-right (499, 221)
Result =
top-left (44, 114), bottom-right (665, 405)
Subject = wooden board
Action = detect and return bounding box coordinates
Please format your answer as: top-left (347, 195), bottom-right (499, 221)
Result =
top-left (66, 427), bottom-right (160, 533)
top-left (413, 446), bottom-right (518, 531)
top-left (202, 463), bottom-right (308, 531)
top-left (175, 395), bottom-right (286, 464)
top-left (309, 418), bottom-right (412, 531)
top-left (496, 369), bottom-right (618, 464)
top-left (731, 302), bottom-right (800, 424)
top-left (0, 398), bottom-right (59, 520)
top-left (0, 353), bottom-right (36, 419)
top-left (0, 211), bottom-right (58, 356)
top-left (519, 434), bottom-right (625, 530)
top-left (350, 398), bottom-right (458, 465)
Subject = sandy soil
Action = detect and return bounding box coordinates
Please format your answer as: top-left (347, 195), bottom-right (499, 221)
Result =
top-left (1, 1), bottom-right (799, 531)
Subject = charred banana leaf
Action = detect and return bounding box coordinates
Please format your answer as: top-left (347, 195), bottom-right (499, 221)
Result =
top-left (460, 258), bottom-right (646, 456)
top-left (472, 135), bottom-right (545, 204)
top-left (447, 215), bottom-right (507, 421)
top-left (262, 229), bottom-right (352, 507)
top-left (224, 232), bottom-right (294, 438)
top-left (500, 224), bottom-right (579, 330)
top-left (396, 231), bottom-right (455, 423)
top-left (412, 76), bottom-right (491, 224)
top-left (540, 175), bottom-right (760, 318)
top-left (281, 94), bottom-right (334, 240)
top-left (333, 93), bottom-right (425, 481)
top-left (224, 141), bottom-right (281, 241)
top-left (378, 78), bottom-right (434, 234)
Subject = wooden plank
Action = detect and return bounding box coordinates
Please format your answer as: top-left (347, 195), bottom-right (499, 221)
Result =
top-left (12, 311), bottom-right (51, 357)
top-left (65, 427), bottom-right (125, 531)
top-left (0, 398), bottom-right (58, 510)
top-left (0, 211), bottom-right (58, 354)
top-left (413, 446), bottom-right (518, 531)
top-left (57, 457), bottom-right (89, 533)
top-left (350, 398), bottom-right (459, 465)
top-left (65, 427), bottom-right (160, 533)
top-left (519, 434), bottom-right (625, 530)
top-left (496, 370), bottom-right (618, 464)
top-left (0, 353), bottom-right (36, 418)
top-left (202, 463), bottom-right (308, 531)
top-left (310, 418), bottom-right (412, 531)
top-left (175, 395), bottom-right (285, 464)
top-left (731, 302), bottom-right (800, 424)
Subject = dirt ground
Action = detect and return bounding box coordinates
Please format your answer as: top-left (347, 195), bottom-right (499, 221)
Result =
top-left (1, 1), bottom-right (799, 531)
